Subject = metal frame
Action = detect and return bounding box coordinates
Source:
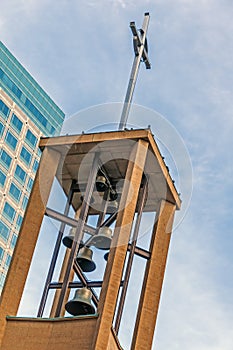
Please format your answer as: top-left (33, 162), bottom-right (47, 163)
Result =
top-left (37, 150), bottom-right (152, 321)
top-left (37, 179), bottom-right (76, 317)
top-left (39, 181), bottom-right (151, 317)
top-left (54, 152), bottom-right (100, 317)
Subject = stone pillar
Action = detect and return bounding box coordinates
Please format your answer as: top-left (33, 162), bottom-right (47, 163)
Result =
top-left (131, 199), bottom-right (176, 350)
top-left (0, 147), bottom-right (61, 346)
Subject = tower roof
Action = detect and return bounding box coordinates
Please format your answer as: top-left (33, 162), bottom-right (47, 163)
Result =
top-left (40, 128), bottom-right (181, 211)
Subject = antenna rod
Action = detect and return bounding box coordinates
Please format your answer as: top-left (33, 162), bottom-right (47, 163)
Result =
top-left (118, 12), bottom-right (151, 130)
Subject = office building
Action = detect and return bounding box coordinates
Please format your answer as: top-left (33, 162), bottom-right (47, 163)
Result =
top-left (0, 41), bottom-right (65, 293)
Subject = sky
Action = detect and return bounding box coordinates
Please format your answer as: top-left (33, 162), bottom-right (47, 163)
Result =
top-left (1, 0), bottom-right (233, 349)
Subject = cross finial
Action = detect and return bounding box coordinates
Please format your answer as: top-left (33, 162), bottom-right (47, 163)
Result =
top-left (118, 12), bottom-right (151, 130)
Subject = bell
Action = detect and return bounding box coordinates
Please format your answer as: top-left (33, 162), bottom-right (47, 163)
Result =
top-left (107, 200), bottom-right (118, 213)
top-left (80, 195), bottom-right (95, 204)
top-left (76, 247), bottom-right (96, 272)
top-left (65, 287), bottom-right (95, 316)
top-left (96, 175), bottom-right (108, 192)
top-left (104, 252), bottom-right (109, 261)
top-left (62, 228), bottom-right (84, 249)
top-left (62, 227), bottom-right (76, 248)
top-left (109, 190), bottom-right (118, 201)
top-left (90, 226), bottom-right (112, 250)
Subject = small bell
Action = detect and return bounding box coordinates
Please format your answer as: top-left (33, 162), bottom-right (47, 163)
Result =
top-left (96, 175), bottom-right (108, 192)
top-left (90, 226), bottom-right (112, 250)
top-left (65, 287), bottom-right (95, 316)
top-left (107, 200), bottom-right (118, 213)
top-left (109, 190), bottom-right (118, 201)
top-left (62, 228), bottom-right (84, 249)
top-left (76, 247), bottom-right (96, 272)
top-left (62, 227), bottom-right (76, 248)
top-left (104, 252), bottom-right (109, 261)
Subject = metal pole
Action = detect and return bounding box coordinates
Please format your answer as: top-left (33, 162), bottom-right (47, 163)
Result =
top-left (37, 179), bottom-right (75, 317)
top-left (115, 177), bottom-right (148, 333)
top-left (54, 153), bottom-right (100, 317)
top-left (96, 188), bottom-right (110, 227)
top-left (118, 13), bottom-right (151, 130)
top-left (49, 280), bottom-right (124, 290)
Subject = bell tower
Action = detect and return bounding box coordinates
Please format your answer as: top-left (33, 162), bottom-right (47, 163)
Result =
top-left (0, 13), bottom-right (181, 350)
top-left (0, 128), bottom-right (181, 350)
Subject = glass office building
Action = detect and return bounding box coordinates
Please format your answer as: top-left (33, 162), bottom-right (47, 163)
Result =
top-left (0, 41), bottom-right (65, 293)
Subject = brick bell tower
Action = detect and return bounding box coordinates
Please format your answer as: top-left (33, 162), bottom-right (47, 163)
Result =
top-left (0, 13), bottom-right (181, 350)
top-left (0, 128), bottom-right (181, 350)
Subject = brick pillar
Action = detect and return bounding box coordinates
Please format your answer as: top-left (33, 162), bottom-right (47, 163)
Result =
top-left (0, 147), bottom-right (61, 346)
top-left (131, 199), bottom-right (176, 350)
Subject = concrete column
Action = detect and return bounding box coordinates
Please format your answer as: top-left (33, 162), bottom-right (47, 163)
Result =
top-left (131, 199), bottom-right (176, 350)
top-left (0, 147), bottom-right (61, 346)
top-left (92, 139), bottom-right (149, 350)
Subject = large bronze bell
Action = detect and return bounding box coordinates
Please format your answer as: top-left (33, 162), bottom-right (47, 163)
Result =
top-left (96, 175), bottom-right (108, 192)
top-left (90, 226), bottom-right (112, 250)
top-left (65, 287), bottom-right (95, 316)
top-left (62, 228), bottom-right (84, 249)
top-left (76, 247), bottom-right (96, 272)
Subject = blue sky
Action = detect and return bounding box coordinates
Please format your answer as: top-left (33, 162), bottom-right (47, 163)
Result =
top-left (1, 1), bottom-right (233, 349)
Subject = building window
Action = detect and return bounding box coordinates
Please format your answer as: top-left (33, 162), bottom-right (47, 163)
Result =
top-left (0, 150), bottom-right (12, 170)
top-left (22, 196), bottom-right (28, 211)
top-left (5, 131), bottom-right (18, 151)
top-left (37, 148), bottom-right (42, 157)
top-left (11, 114), bottom-right (23, 133)
top-left (0, 69), bottom-right (22, 99)
top-left (25, 129), bottom-right (37, 148)
top-left (16, 214), bottom-right (23, 229)
top-left (10, 234), bottom-right (17, 248)
top-left (0, 246), bottom-right (4, 262)
top-left (0, 221), bottom-right (10, 242)
top-left (20, 146), bottom-right (32, 166)
top-left (27, 177), bottom-right (34, 192)
top-left (0, 272), bottom-right (6, 289)
top-left (5, 253), bottom-right (11, 268)
top-left (9, 182), bottom-right (21, 202)
top-left (14, 165), bottom-right (26, 183)
top-left (0, 121), bottom-right (4, 136)
top-left (32, 159), bottom-right (39, 173)
top-left (0, 170), bottom-right (6, 187)
top-left (3, 202), bottom-right (16, 223)
top-left (0, 99), bottom-right (10, 119)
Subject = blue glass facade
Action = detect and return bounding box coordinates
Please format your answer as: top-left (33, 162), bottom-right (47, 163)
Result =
top-left (0, 42), bottom-right (64, 136)
top-left (0, 41), bottom-right (65, 294)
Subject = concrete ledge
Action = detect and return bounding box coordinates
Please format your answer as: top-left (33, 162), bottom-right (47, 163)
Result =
top-left (6, 314), bottom-right (98, 322)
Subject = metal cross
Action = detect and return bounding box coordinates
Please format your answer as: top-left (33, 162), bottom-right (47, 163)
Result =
top-left (118, 12), bottom-right (151, 130)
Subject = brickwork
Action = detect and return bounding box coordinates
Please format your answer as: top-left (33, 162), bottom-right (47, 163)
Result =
top-left (1, 316), bottom-right (98, 350)
top-left (0, 148), bottom-right (61, 347)
top-left (131, 200), bottom-right (176, 350)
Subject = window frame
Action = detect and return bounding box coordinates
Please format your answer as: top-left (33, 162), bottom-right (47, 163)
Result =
top-left (5, 130), bottom-right (18, 151)
top-left (20, 146), bottom-right (32, 166)
top-left (0, 150), bottom-right (12, 170)
top-left (10, 113), bottom-right (23, 134)
top-left (3, 202), bottom-right (16, 223)
top-left (14, 164), bottom-right (27, 184)
top-left (9, 182), bottom-right (21, 202)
